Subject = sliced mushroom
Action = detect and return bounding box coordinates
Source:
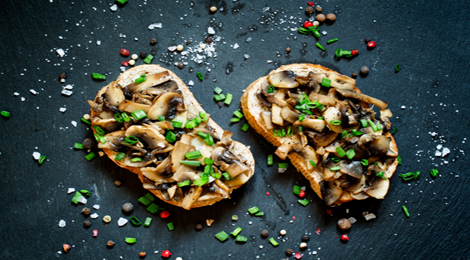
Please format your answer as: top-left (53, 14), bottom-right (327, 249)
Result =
top-left (343, 175), bottom-right (366, 193)
top-left (294, 118), bottom-right (325, 132)
top-left (257, 92), bottom-right (272, 108)
top-left (225, 172), bottom-right (251, 187)
top-left (191, 135), bottom-right (214, 159)
top-left (320, 180), bottom-right (343, 206)
top-left (172, 165), bottom-right (200, 183)
top-left (91, 117), bottom-right (121, 132)
top-left (309, 73), bottom-right (355, 90)
top-left (212, 147), bottom-right (250, 178)
top-left (281, 106), bottom-right (300, 123)
top-left (364, 176), bottom-right (390, 199)
top-left (380, 109), bottom-right (393, 130)
top-left (339, 160), bottom-right (363, 179)
top-left (171, 141), bottom-right (196, 172)
top-left (324, 106), bottom-right (348, 133)
top-left (104, 82), bottom-right (125, 107)
top-left (350, 191), bottom-right (369, 200)
top-left (306, 130), bottom-right (338, 147)
top-left (141, 157), bottom-right (173, 183)
top-left (275, 142), bottom-right (293, 160)
top-left (124, 71), bottom-right (171, 93)
top-left (335, 88), bottom-right (388, 109)
top-left (142, 80), bottom-right (178, 96)
top-left (98, 130), bottom-right (126, 151)
top-left (295, 75), bottom-right (309, 86)
top-left (118, 100), bottom-right (151, 113)
top-left (181, 186), bottom-right (203, 210)
top-left (368, 135), bottom-right (391, 156)
top-left (167, 185), bottom-right (177, 199)
top-left (260, 111), bottom-right (274, 130)
top-left (292, 144), bottom-right (318, 171)
top-left (147, 92), bottom-right (185, 120)
top-left (271, 90), bottom-right (286, 126)
top-left (125, 125), bottom-right (173, 152)
top-left (268, 70), bottom-right (299, 88)
top-left (87, 101), bottom-right (115, 119)
top-left (308, 92), bottom-right (336, 106)
top-left (386, 139), bottom-right (398, 157)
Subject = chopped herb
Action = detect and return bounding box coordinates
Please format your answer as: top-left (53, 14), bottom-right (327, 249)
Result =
top-left (114, 113), bottom-right (124, 123)
top-left (367, 119), bottom-right (378, 132)
top-left (397, 155), bottom-right (401, 165)
top-left (38, 156), bottom-right (46, 165)
top-left (180, 160), bottom-right (201, 167)
top-left (247, 206), bottom-right (260, 214)
top-left (199, 111), bottom-right (209, 121)
top-left (233, 110), bottom-right (244, 119)
top-left (298, 199), bottom-right (310, 206)
top-left (165, 131), bottom-right (176, 143)
top-left (278, 162), bottom-right (288, 169)
top-left (267, 84), bottom-right (276, 93)
top-left (214, 94), bottom-right (226, 101)
top-left (342, 130), bottom-right (348, 138)
top-left (235, 235), bottom-right (248, 243)
top-left (391, 127), bottom-right (398, 135)
top-left (331, 157), bottom-right (341, 162)
top-left (280, 128), bottom-right (286, 137)
top-left (376, 171), bottom-right (387, 180)
top-left (222, 172), bottom-right (231, 180)
top-left (215, 231), bottom-right (229, 242)
top-left (71, 191), bottom-right (85, 204)
top-left (298, 27), bottom-right (311, 34)
top-left (399, 171), bottom-right (420, 181)
top-left (330, 166), bottom-right (341, 171)
top-left (318, 116), bottom-right (323, 120)
top-left (193, 176), bottom-right (209, 187)
top-left (158, 115), bottom-right (165, 122)
top-left (395, 64), bottom-right (401, 73)
top-left (116, 0), bottom-right (128, 4)
top-left (230, 118), bottom-right (240, 123)
top-left (144, 217), bottom-right (152, 227)
top-left (146, 203), bottom-right (163, 214)
top-left (308, 25), bottom-right (320, 32)
top-left (360, 119), bottom-right (368, 128)
top-left (196, 72), bottom-right (204, 80)
top-left (335, 48), bottom-right (343, 58)
top-left (346, 149), bottom-right (356, 160)
top-left (241, 123), bottom-right (250, 132)
top-left (232, 215), bottom-right (239, 221)
top-left (316, 42), bottom-right (325, 51)
top-left (255, 211), bottom-right (264, 217)
top-left (185, 150), bottom-right (202, 160)
top-left (330, 120), bottom-right (342, 126)
top-left (361, 159), bottom-right (369, 166)
top-left (299, 113), bottom-right (305, 122)
top-left (93, 125), bottom-right (105, 135)
top-left (125, 237), bottom-right (136, 244)
top-left (143, 54), bottom-right (154, 64)
top-left (85, 152), bottom-right (96, 161)
top-left (293, 185), bottom-right (301, 195)
top-left (178, 180), bottom-right (191, 187)
top-left (214, 87), bottom-right (223, 94)
top-left (231, 227), bottom-right (242, 237)
top-left (94, 134), bottom-right (106, 144)
top-left (121, 112), bottom-right (131, 122)
top-left (135, 74), bottom-right (147, 84)
top-left (92, 73), bottom-right (106, 80)
top-left (336, 147), bottom-right (346, 157)
top-left (114, 152), bottom-right (126, 161)
top-left (224, 93), bottom-right (233, 105)
top-left (130, 216), bottom-right (142, 226)
top-left (402, 205), bottom-right (410, 218)
top-left (269, 238), bottom-right (279, 247)
top-left (204, 134), bottom-right (214, 146)
top-left (131, 109), bottom-right (147, 121)
top-left (138, 193), bottom-right (154, 206)
top-left (327, 38), bottom-right (338, 44)
top-left (122, 135), bottom-right (139, 145)
top-left (172, 120), bottom-right (183, 128)
top-left (81, 118), bottom-right (91, 125)
top-left (267, 154), bottom-right (274, 166)
top-left (298, 126), bottom-right (303, 132)
top-left (204, 157), bottom-right (214, 166)
top-left (312, 30), bottom-right (321, 38)
top-left (430, 169), bottom-right (438, 177)
top-left (74, 143), bottom-right (84, 149)
top-left (1, 111), bottom-right (11, 118)
top-left (167, 222), bottom-right (175, 231)
top-left (309, 160), bottom-right (316, 167)
top-left (351, 129), bottom-right (363, 136)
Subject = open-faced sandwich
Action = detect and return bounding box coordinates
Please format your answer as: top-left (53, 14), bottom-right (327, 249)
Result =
top-left (241, 64), bottom-right (398, 206)
top-left (87, 65), bottom-right (254, 210)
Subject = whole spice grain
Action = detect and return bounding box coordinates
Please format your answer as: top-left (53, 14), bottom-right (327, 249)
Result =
top-left (285, 47), bottom-right (291, 53)
top-left (150, 38), bottom-right (157, 45)
top-left (205, 37), bottom-right (213, 44)
top-left (340, 234), bottom-right (349, 242)
top-left (82, 138), bottom-right (96, 150)
top-left (176, 45), bottom-right (184, 52)
top-left (195, 223), bottom-right (203, 230)
top-left (316, 6), bottom-right (322, 12)
top-left (280, 229), bottom-right (287, 236)
top-left (316, 14), bottom-right (326, 23)
top-left (114, 180), bottom-right (122, 187)
top-left (131, 54), bottom-right (138, 60)
top-left (338, 218), bottom-right (351, 230)
top-left (120, 49), bottom-right (130, 57)
top-left (300, 242), bottom-right (308, 249)
top-left (63, 244), bottom-right (71, 253)
top-left (261, 230), bottom-right (269, 238)
top-left (305, 6), bottom-right (314, 16)
top-left (103, 215), bottom-right (112, 223)
top-left (360, 66), bottom-right (370, 76)
top-left (58, 72), bottom-right (67, 80)
top-left (351, 71), bottom-right (358, 78)
top-left (286, 249), bottom-right (294, 255)
top-left (301, 234), bottom-right (310, 242)
top-left (210, 6), bottom-right (217, 12)
top-left (107, 240), bottom-right (115, 248)
top-left (139, 252), bottom-right (147, 258)
top-left (81, 207), bottom-right (91, 216)
top-left (122, 202), bottom-right (134, 214)
top-left (83, 220), bottom-right (91, 228)
top-left (140, 52), bottom-right (147, 59)
top-left (364, 37), bottom-right (371, 43)
top-left (177, 62), bottom-right (184, 69)
top-left (326, 13), bottom-right (336, 22)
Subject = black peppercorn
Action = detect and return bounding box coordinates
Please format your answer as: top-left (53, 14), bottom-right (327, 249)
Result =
top-left (360, 66), bottom-right (370, 76)
top-left (82, 138), bottom-right (96, 150)
top-left (195, 224), bottom-right (203, 230)
top-left (305, 6), bottom-right (314, 16)
top-left (208, 186), bottom-right (215, 192)
top-left (81, 207), bottom-right (91, 216)
top-left (285, 47), bottom-right (291, 53)
top-left (122, 202), bottom-right (134, 214)
top-left (177, 62), bottom-right (183, 69)
top-left (301, 234), bottom-right (310, 242)
top-left (261, 230), bottom-right (269, 238)
top-left (285, 249), bottom-right (294, 255)
top-left (364, 37), bottom-right (371, 43)
top-left (150, 38), bottom-right (157, 45)
top-left (351, 71), bottom-right (358, 78)
top-left (140, 52), bottom-right (147, 59)
top-left (83, 220), bottom-right (91, 228)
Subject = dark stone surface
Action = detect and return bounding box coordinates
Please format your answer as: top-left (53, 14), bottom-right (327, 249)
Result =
top-left (0, 0), bottom-right (469, 259)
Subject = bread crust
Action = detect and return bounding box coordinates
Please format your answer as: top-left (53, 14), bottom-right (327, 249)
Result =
top-left (241, 63), bottom-right (398, 205)
top-left (90, 65), bottom-right (255, 209)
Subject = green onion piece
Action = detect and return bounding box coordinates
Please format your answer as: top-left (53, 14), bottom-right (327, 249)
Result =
top-left (230, 118), bottom-right (241, 123)
top-left (130, 157), bottom-right (142, 162)
top-left (204, 135), bottom-right (214, 146)
top-left (335, 48), bottom-right (343, 58)
top-left (196, 72), bottom-right (203, 80)
top-left (336, 147), bottom-right (346, 157)
top-left (273, 129), bottom-right (279, 137)
top-left (232, 215), bottom-right (239, 221)
top-left (331, 157), bottom-right (341, 162)
top-left (330, 120), bottom-right (341, 126)
top-left (199, 111), bottom-right (210, 121)
top-left (214, 94), bottom-right (226, 101)
top-left (185, 150), bottom-right (202, 160)
top-left (376, 121), bottom-right (383, 130)
top-left (267, 154), bottom-right (274, 166)
top-left (299, 113), bottom-right (305, 122)
top-left (223, 172), bottom-right (231, 180)
top-left (131, 109), bottom-right (147, 121)
top-left (298, 126), bottom-right (303, 132)
top-left (172, 120), bottom-right (183, 128)
top-left (298, 199), bottom-right (310, 207)
top-left (85, 152), bottom-right (96, 161)
top-left (130, 216), bottom-right (142, 226)
top-left (92, 73), bottom-right (106, 80)
top-left (327, 38), bottom-right (338, 44)
top-left (267, 84), bottom-right (276, 93)
top-left (71, 191), bottom-right (85, 204)
top-left (316, 43), bottom-right (325, 51)
top-left (135, 74), bottom-right (147, 84)
top-left (233, 110), bottom-right (244, 119)
top-left (122, 135), bottom-right (139, 145)
top-left (255, 211), bottom-right (264, 216)
top-left (94, 134), bottom-right (106, 144)
top-left (330, 166), bottom-right (341, 171)
top-left (235, 235), bottom-right (248, 243)
top-left (211, 173), bottom-right (221, 179)
top-left (309, 160), bottom-right (316, 167)
top-left (231, 227), bottom-right (242, 237)
top-left (312, 30), bottom-right (321, 38)
top-left (121, 112), bottom-right (131, 122)
top-left (399, 171), bottom-right (419, 181)
top-left (197, 131), bottom-right (209, 139)
top-left (146, 203), bottom-right (163, 214)
top-left (341, 130), bottom-right (348, 138)
top-left (367, 119), bottom-right (378, 132)
top-left (241, 123), bottom-right (250, 132)
top-left (1, 111), bottom-right (11, 118)
top-left (397, 155), bottom-right (401, 165)
top-left (114, 113), bottom-right (124, 123)
top-left (391, 127), bottom-right (398, 135)
top-left (308, 25), bottom-right (320, 32)
top-left (402, 205), bottom-right (410, 218)
top-left (224, 93), bottom-right (233, 105)
top-left (215, 231), bottom-right (229, 242)
top-left (81, 118), bottom-right (91, 125)
top-left (346, 149), bottom-right (356, 160)
top-left (298, 27), bottom-right (311, 34)
top-left (142, 193), bottom-right (155, 203)
top-left (280, 128), bottom-right (286, 137)
top-left (116, 0), bottom-right (128, 4)
top-left (138, 196), bottom-right (151, 206)
top-left (247, 206), bottom-right (260, 214)
top-left (360, 119), bottom-right (368, 128)
top-left (143, 54), bottom-right (154, 64)
top-left (318, 116), bottom-right (323, 120)
top-left (165, 131), bottom-right (176, 143)
top-left (321, 77), bottom-right (331, 87)
top-left (157, 115), bottom-right (165, 122)
top-left (79, 190), bottom-right (90, 196)
top-left (125, 237), bottom-right (136, 244)
top-left (167, 222), bottom-right (175, 231)
top-left (203, 157), bottom-right (214, 166)
top-left (376, 171), bottom-right (387, 180)
top-left (430, 169), bottom-right (438, 177)
top-left (395, 64), bottom-right (401, 73)
top-left (93, 125), bottom-right (105, 135)
top-left (114, 152), bottom-right (126, 161)
top-left (178, 180), bottom-right (191, 187)
top-left (287, 125), bottom-right (292, 136)
top-left (180, 160), bottom-right (201, 167)
top-left (214, 87), bottom-right (223, 94)
top-left (193, 177), bottom-right (209, 187)
top-left (293, 185), bottom-right (301, 195)
top-left (144, 217), bottom-right (152, 227)
top-left (351, 129), bottom-right (363, 136)
top-left (74, 143), bottom-right (84, 149)
top-left (361, 159), bottom-right (369, 166)
top-left (269, 238), bottom-right (279, 247)
top-left (374, 161), bottom-right (378, 165)
top-left (184, 119), bottom-right (197, 129)
top-left (342, 50), bottom-right (352, 58)
top-left (278, 162), bottom-right (288, 169)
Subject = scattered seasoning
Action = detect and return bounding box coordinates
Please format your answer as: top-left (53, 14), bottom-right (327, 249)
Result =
top-left (402, 205), bottom-right (410, 217)
top-left (160, 210), bottom-right (170, 219)
top-left (196, 72), bottom-right (204, 80)
top-left (58, 72), bottom-right (67, 81)
top-left (139, 52), bottom-right (147, 59)
top-left (161, 250), bottom-right (172, 258)
top-left (364, 37), bottom-right (371, 43)
top-left (150, 38), bottom-right (157, 45)
top-left (367, 41), bottom-right (377, 49)
top-left (131, 54), bottom-right (138, 60)
top-left (280, 230), bottom-right (287, 236)
top-left (298, 199), bottom-right (310, 206)
top-left (286, 249), bottom-right (294, 256)
top-left (106, 240), bottom-right (114, 248)
top-left (120, 49), bottom-right (130, 57)
top-left (300, 242), bottom-right (308, 249)
top-left (122, 60), bottom-right (129, 66)
top-left (63, 244), bottom-right (71, 253)
top-left (195, 223), bottom-right (203, 230)
top-left (307, 2), bottom-right (314, 7)
top-left (316, 43), bottom-right (325, 50)
top-left (316, 14), bottom-right (326, 23)
top-left (303, 21), bottom-right (313, 28)
top-left (93, 229), bottom-right (98, 237)
top-left (305, 6), bottom-right (314, 16)
top-left (122, 203), bottom-right (134, 214)
top-left (215, 231), bottom-right (229, 242)
top-left (340, 234), bottom-right (349, 242)
top-left (114, 180), bottom-right (122, 187)
top-left (351, 49), bottom-right (359, 56)
top-left (397, 155), bottom-right (401, 165)
top-left (395, 64), bottom-right (401, 73)
top-left (360, 66), bottom-right (370, 75)
top-left (301, 234), bottom-right (310, 242)
top-left (82, 138), bottom-right (95, 150)
top-left (206, 219), bottom-right (215, 226)
top-left (177, 62), bottom-right (183, 69)
top-left (315, 228), bottom-right (321, 235)
top-left (167, 222), bottom-right (175, 231)
top-left (103, 215), bottom-right (111, 223)
top-left (83, 220), bottom-right (91, 228)
top-left (430, 169), bottom-right (438, 177)
top-left (327, 38), bottom-right (338, 44)
top-left (205, 37), bottom-right (213, 44)
top-left (176, 45), bottom-right (184, 52)
top-left (81, 207), bottom-right (91, 216)
top-left (210, 6), bottom-right (217, 12)
top-left (144, 217), bottom-right (152, 227)
top-left (266, 192), bottom-right (271, 196)
top-left (285, 47), bottom-right (291, 53)
top-left (399, 171), bottom-right (420, 181)
top-left (269, 237), bottom-right (279, 247)
top-left (337, 218), bottom-right (351, 230)
top-left (261, 230), bottom-right (269, 238)
top-left (299, 190), bottom-right (306, 198)
top-left (139, 252), bottom-right (147, 258)
top-left (326, 13), bottom-right (336, 22)
top-left (130, 216), bottom-right (142, 226)
top-left (316, 6), bottom-right (322, 12)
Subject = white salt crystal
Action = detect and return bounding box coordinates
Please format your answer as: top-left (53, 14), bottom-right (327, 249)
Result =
top-left (59, 107), bottom-right (67, 113)
top-left (118, 217), bottom-right (128, 227)
top-left (233, 43), bottom-right (239, 49)
top-left (32, 152), bottom-right (41, 160)
top-left (71, 121), bottom-right (77, 127)
top-left (56, 48), bottom-right (65, 57)
top-left (442, 147), bottom-right (450, 157)
top-left (148, 23), bottom-right (162, 30)
top-left (208, 27), bottom-right (215, 35)
top-left (93, 205), bottom-right (100, 210)
top-left (30, 89), bottom-right (38, 95)
top-left (187, 80), bottom-right (194, 86)
top-left (90, 213), bottom-right (99, 219)
top-left (364, 213), bottom-right (376, 221)
top-left (58, 220), bottom-right (66, 227)
top-left (67, 188), bottom-right (75, 194)
top-left (110, 4), bottom-right (118, 12)
top-left (61, 89), bottom-right (73, 96)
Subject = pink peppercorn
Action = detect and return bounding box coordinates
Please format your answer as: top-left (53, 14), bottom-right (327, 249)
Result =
top-left (161, 250), bottom-right (171, 258)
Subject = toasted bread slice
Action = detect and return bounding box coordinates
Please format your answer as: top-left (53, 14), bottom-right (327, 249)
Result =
top-left (89, 65), bottom-right (254, 210)
top-left (241, 63), bottom-right (398, 206)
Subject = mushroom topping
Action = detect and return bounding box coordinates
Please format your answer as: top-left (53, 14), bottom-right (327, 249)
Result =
top-left (295, 75), bottom-right (309, 86)
top-left (87, 101), bottom-right (115, 119)
top-left (124, 71), bottom-right (171, 93)
top-left (257, 92), bottom-right (272, 108)
top-left (212, 147), bottom-right (250, 178)
top-left (368, 135), bottom-right (391, 156)
top-left (98, 130), bottom-right (126, 151)
top-left (140, 157), bottom-right (174, 183)
top-left (339, 160), bottom-right (363, 179)
top-left (142, 80), bottom-right (178, 96)
top-left (147, 92), bottom-right (186, 120)
top-left (364, 176), bottom-right (390, 199)
top-left (170, 141), bottom-right (196, 172)
top-left (268, 70), bottom-right (299, 88)
top-left (224, 172), bottom-right (251, 187)
top-left (91, 117), bottom-right (121, 132)
top-left (104, 82), bottom-right (125, 107)
top-left (172, 165), bottom-right (200, 183)
top-left (306, 130), bottom-right (338, 147)
top-left (308, 92), bottom-right (336, 106)
top-left (380, 109), bottom-right (393, 130)
top-left (294, 118), bottom-right (325, 132)
top-left (320, 180), bottom-right (343, 206)
top-left (309, 73), bottom-right (355, 90)
top-left (125, 125), bottom-right (173, 152)
top-left (335, 88), bottom-right (388, 109)
top-left (180, 186), bottom-right (203, 210)
top-left (324, 106), bottom-right (348, 133)
top-left (271, 90), bottom-right (286, 126)
top-left (260, 111), bottom-right (274, 130)
top-left (280, 106), bottom-right (300, 123)
top-left (292, 144), bottom-right (318, 170)
top-left (118, 100), bottom-right (151, 113)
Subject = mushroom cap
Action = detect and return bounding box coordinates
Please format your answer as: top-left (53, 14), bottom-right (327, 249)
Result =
top-left (268, 70), bottom-right (300, 88)
top-left (147, 92), bottom-right (186, 120)
top-left (104, 82), bottom-right (125, 107)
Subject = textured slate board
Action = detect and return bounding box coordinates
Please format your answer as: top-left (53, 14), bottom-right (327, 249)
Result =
top-left (0, 0), bottom-right (469, 259)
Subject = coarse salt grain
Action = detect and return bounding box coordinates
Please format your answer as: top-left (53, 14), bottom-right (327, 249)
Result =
top-left (208, 27), bottom-right (215, 35)
top-left (90, 213), bottom-right (99, 219)
top-left (118, 217), bottom-right (128, 227)
top-left (233, 43), bottom-right (239, 49)
top-left (30, 89), bottom-right (38, 95)
top-left (32, 152), bottom-right (41, 160)
top-left (93, 205), bottom-right (100, 210)
top-left (364, 213), bottom-right (376, 221)
top-left (148, 23), bottom-right (162, 30)
top-left (61, 90), bottom-right (73, 96)
top-left (110, 4), bottom-right (117, 11)
top-left (67, 188), bottom-right (75, 194)
top-left (59, 107), bottom-right (67, 113)
top-left (58, 220), bottom-right (66, 227)
top-left (71, 121), bottom-right (77, 127)
top-left (56, 48), bottom-right (65, 57)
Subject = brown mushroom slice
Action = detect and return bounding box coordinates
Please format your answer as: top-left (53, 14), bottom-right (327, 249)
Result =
top-left (126, 125), bottom-right (173, 152)
top-left (181, 186), bottom-right (203, 210)
top-left (339, 160), bottom-right (364, 179)
top-left (225, 173), bottom-right (251, 188)
top-left (268, 70), bottom-right (299, 88)
top-left (309, 73), bottom-right (355, 90)
top-left (380, 109), bottom-right (393, 130)
top-left (167, 185), bottom-right (177, 199)
top-left (91, 117), bottom-right (121, 132)
top-left (320, 180), bottom-right (344, 206)
top-left (364, 177), bottom-right (390, 199)
top-left (142, 80), bottom-right (178, 96)
top-left (281, 106), bottom-right (300, 123)
top-left (147, 92), bottom-right (186, 120)
top-left (124, 71), bottom-right (171, 93)
top-left (324, 106), bottom-right (347, 133)
top-left (271, 90), bottom-right (286, 126)
top-left (171, 141), bottom-right (196, 172)
top-left (257, 92), bottom-right (272, 108)
top-left (190, 135), bottom-right (214, 159)
top-left (350, 191), bottom-right (369, 200)
top-left (260, 111), bottom-right (274, 130)
top-left (275, 142), bottom-right (293, 160)
top-left (172, 165), bottom-right (200, 183)
top-left (104, 81), bottom-right (125, 107)
top-left (369, 135), bottom-right (391, 156)
top-left (118, 100), bottom-right (151, 113)
top-left (141, 157), bottom-right (173, 183)
top-left (122, 151), bottom-right (154, 168)
top-left (87, 101), bottom-right (115, 119)
top-left (212, 147), bottom-right (250, 178)
top-left (335, 89), bottom-right (388, 109)
top-left (223, 160), bottom-right (250, 178)
top-left (386, 139), bottom-right (398, 157)
top-left (294, 118), bottom-right (325, 132)
top-left (98, 130), bottom-right (126, 151)
top-left (215, 179), bottom-right (231, 193)
top-left (344, 175), bottom-right (366, 193)
top-left (307, 130), bottom-right (338, 147)
top-left (322, 160), bottom-right (338, 181)
top-left (292, 144), bottom-right (319, 170)
top-left (308, 92), bottom-right (336, 106)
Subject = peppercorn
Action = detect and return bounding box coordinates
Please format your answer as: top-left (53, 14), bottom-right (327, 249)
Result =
top-left (139, 252), bottom-right (147, 258)
top-left (186, 40), bottom-right (192, 45)
top-left (63, 244), bottom-right (71, 253)
top-left (351, 49), bottom-right (359, 57)
top-left (340, 234), bottom-right (349, 242)
top-left (338, 218), bottom-right (351, 230)
top-left (300, 242), bottom-right (308, 249)
top-left (285, 47), bottom-right (291, 53)
top-left (360, 66), bottom-right (370, 76)
top-left (261, 230), bottom-right (269, 238)
top-left (210, 6), bottom-right (217, 12)
top-left (316, 14), bottom-right (326, 23)
top-left (301, 234), bottom-right (310, 242)
top-left (107, 240), bottom-right (115, 248)
top-left (103, 215), bottom-right (112, 223)
top-left (304, 21), bottom-right (313, 28)
top-left (140, 52), bottom-right (147, 59)
top-left (200, 43), bottom-right (206, 50)
top-left (205, 37), bottom-right (213, 44)
top-left (307, 1), bottom-right (314, 6)
top-left (316, 6), bottom-right (322, 12)
top-left (82, 138), bottom-right (96, 150)
top-left (83, 220), bottom-right (91, 228)
top-left (280, 230), bottom-right (287, 236)
top-left (120, 49), bottom-right (130, 57)
top-left (217, 101), bottom-right (222, 108)
top-left (195, 223), bottom-right (203, 230)
top-left (150, 38), bottom-right (157, 45)
top-left (305, 6), bottom-right (314, 16)
top-left (313, 21), bottom-right (320, 26)
top-left (131, 54), bottom-right (138, 60)
top-left (367, 41), bottom-right (377, 49)
top-left (326, 13), bottom-right (336, 22)
top-left (351, 71), bottom-right (358, 78)
top-left (364, 37), bottom-right (371, 43)
top-left (114, 180), bottom-right (122, 187)
top-left (122, 202), bottom-right (134, 214)
top-left (81, 207), bottom-right (91, 216)
top-left (177, 62), bottom-right (184, 69)
top-left (59, 72), bottom-right (67, 80)
top-left (285, 248), bottom-right (294, 255)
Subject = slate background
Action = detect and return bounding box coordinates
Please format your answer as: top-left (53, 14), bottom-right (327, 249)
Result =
top-left (0, 0), bottom-right (469, 259)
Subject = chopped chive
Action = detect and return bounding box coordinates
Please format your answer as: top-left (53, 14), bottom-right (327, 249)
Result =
top-left (312, 30), bottom-right (321, 38)
top-left (367, 119), bottom-right (378, 132)
top-left (215, 231), bottom-right (229, 242)
top-left (81, 118), bottom-right (91, 125)
top-left (395, 64), bottom-right (401, 73)
top-left (397, 155), bottom-right (401, 165)
top-left (204, 135), bottom-right (214, 146)
top-left (267, 154), bottom-right (274, 166)
top-left (399, 171), bottom-right (420, 181)
top-left (93, 125), bottom-right (105, 135)
top-left (331, 157), bottom-right (341, 162)
top-left (376, 171), bottom-right (387, 180)
top-left (247, 206), bottom-right (260, 214)
top-left (335, 48), bottom-right (343, 58)
top-left (122, 135), bottom-right (139, 145)
top-left (214, 94), bottom-right (226, 101)
top-left (298, 126), bottom-right (303, 132)
top-left (180, 160), bottom-right (201, 167)
top-left (330, 166), bottom-right (341, 171)
top-left (293, 185), bottom-right (301, 195)
top-left (85, 152), bottom-right (96, 161)
top-left (116, 0), bottom-right (128, 4)
top-left (130, 157), bottom-right (142, 162)
top-left (430, 169), bottom-right (438, 177)
top-left (78, 190), bottom-right (90, 196)
top-left (143, 54), bottom-right (154, 64)
top-left (231, 227), bottom-right (242, 237)
top-left (114, 113), bottom-right (124, 123)
top-left (298, 27), bottom-right (311, 34)
top-left (135, 74), bottom-right (147, 84)
top-left (121, 112), bottom-right (131, 122)
top-left (342, 50), bottom-right (352, 58)
top-left (316, 43), bottom-right (325, 51)
top-left (299, 113), bottom-right (305, 122)
top-left (185, 150), bottom-right (203, 160)
top-left (199, 112), bottom-right (209, 122)
top-left (138, 194), bottom-right (154, 206)
top-left (321, 77), bottom-right (331, 87)
top-left (280, 128), bottom-right (286, 137)
top-left (146, 203), bottom-right (163, 214)
top-left (231, 118), bottom-right (241, 123)
top-left (241, 123), bottom-right (250, 132)
top-left (267, 84), bottom-right (276, 93)
top-left (318, 116), bottom-right (323, 120)
top-left (346, 149), bottom-right (356, 160)
top-left (130, 216), bottom-right (142, 226)
top-left (131, 109), bottom-right (147, 121)
top-left (327, 38), bottom-right (338, 44)
top-left (1, 111), bottom-right (11, 118)
top-left (309, 160), bottom-right (316, 167)
top-left (74, 143), bottom-right (84, 149)
top-left (308, 25), bottom-right (320, 32)
top-left (232, 215), bottom-right (239, 221)
top-left (298, 199), bottom-right (310, 207)
top-left (235, 235), bottom-right (248, 243)
top-left (402, 205), bottom-right (410, 218)
top-left (196, 72), bottom-right (203, 80)
top-left (165, 131), bottom-right (176, 143)
top-left (172, 120), bottom-right (183, 128)
top-left (222, 172), bottom-right (231, 180)
top-left (269, 238), bottom-right (279, 247)
top-left (351, 129), bottom-right (363, 136)
top-left (144, 217), bottom-right (152, 227)
top-left (278, 162), bottom-right (288, 169)
top-left (342, 130), bottom-right (348, 138)
top-left (114, 152), bottom-right (126, 161)
top-left (204, 157), bottom-right (214, 166)
top-left (233, 110), bottom-right (244, 119)
top-left (376, 121), bottom-right (383, 130)
top-left (360, 119), bottom-right (368, 128)
top-left (157, 115), bottom-right (165, 122)
top-left (336, 147), bottom-right (346, 157)
top-left (167, 222), bottom-right (175, 231)
top-left (273, 129), bottom-right (279, 137)
top-left (193, 176), bottom-right (209, 187)
top-left (178, 180), bottom-right (191, 187)
top-left (361, 159), bottom-right (369, 166)
top-left (224, 93), bottom-right (233, 105)
top-left (255, 211), bottom-right (264, 217)
top-left (214, 87), bottom-right (223, 94)
top-left (391, 127), bottom-right (398, 135)
top-left (94, 134), bottom-right (106, 144)
top-left (125, 237), bottom-right (136, 244)
top-left (71, 191), bottom-right (85, 205)
top-left (330, 120), bottom-right (341, 126)
top-left (92, 73), bottom-right (106, 80)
